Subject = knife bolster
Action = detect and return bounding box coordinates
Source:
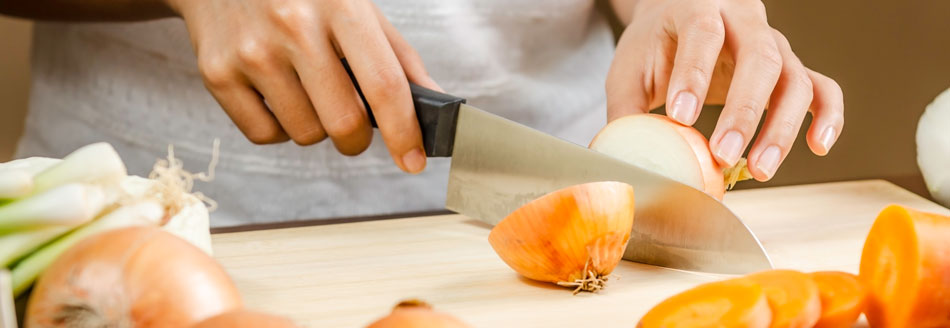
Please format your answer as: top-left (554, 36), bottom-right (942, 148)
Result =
top-left (408, 84), bottom-right (466, 157)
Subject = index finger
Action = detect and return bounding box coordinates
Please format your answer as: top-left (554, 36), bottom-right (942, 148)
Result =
top-left (330, 2), bottom-right (425, 173)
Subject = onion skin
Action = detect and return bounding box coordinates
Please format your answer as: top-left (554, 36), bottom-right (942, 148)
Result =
top-left (488, 181), bottom-right (635, 293)
top-left (26, 226), bottom-right (242, 328)
top-left (192, 310), bottom-right (299, 328)
top-left (366, 300), bottom-right (471, 328)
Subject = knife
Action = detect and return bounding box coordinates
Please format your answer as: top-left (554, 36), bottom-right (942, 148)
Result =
top-left (343, 60), bottom-right (772, 274)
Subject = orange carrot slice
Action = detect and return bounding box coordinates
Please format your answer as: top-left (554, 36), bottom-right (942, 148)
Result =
top-left (746, 269), bottom-right (821, 328)
top-left (810, 271), bottom-right (868, 328)
top-left (638, 277), bottom-right (772, 328)
top-left (859, 204), bottom-right (950, 327)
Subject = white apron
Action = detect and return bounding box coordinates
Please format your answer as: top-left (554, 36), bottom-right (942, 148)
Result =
top-left (16, 0), bottom-right (615, 227)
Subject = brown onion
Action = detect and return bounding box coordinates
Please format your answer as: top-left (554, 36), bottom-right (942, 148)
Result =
top-left (26, 226), bottom-right (242, 327)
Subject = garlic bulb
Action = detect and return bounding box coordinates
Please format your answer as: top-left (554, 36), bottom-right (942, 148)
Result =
top-left (488, 181), bottom-right (635, 294)
top-left (917, 88), bottom-right (950, 207)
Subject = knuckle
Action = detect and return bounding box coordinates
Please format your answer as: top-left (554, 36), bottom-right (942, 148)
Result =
top-left (786, 70), bottom-right (815, 103)
top-left (733, 102), bottom-right (762, 125)
top-left (755, 42), bottom-right (784, 73)
top-left (328, 111), bottom-right (366, 137)
top-left (198, 56), bottom-right (236, 89)
top-left (683, 62), bottom-right (712, 81)
top-left (776, 116), bottom-right (800, 136)
top-left (292, 127), bottom-right (328, 146)
top-left (366, 66), bottom-right (408, 100)
top-left (688, 15), bottom-right (725, 39)
top-left (244, 125), bottom-right (286, 145)
top-left (792, 70), bottom-right (814, 92)
top-left (235, 38), bottom-right (275, 71)
top-left (336, 142), bottom-right (370, 156)
top-left (824, 77), bottom-right (844, 100)
top-left (270, 2), bottom-right (317, 40)
top-left (771, 28), bottom-right (790, 46)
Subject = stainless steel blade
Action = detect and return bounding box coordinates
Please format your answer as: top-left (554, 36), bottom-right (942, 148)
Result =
top-left (445, 104), bottom-right (772, 274)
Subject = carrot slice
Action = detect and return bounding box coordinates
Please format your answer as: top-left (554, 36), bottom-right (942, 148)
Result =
top-left (859, 204), bottom-right (950, 327)
top-left (746, 269), bottom-right (821, 328)
top-left (810, 271), bottom-right (868, 328)
top-left (638, 277), bottom-right (772, 328)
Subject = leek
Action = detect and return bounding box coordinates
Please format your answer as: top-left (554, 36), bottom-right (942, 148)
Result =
top-left (10, 201), bottom-right (164, 296)
top-left (0, 184), bottom-right (107, 233)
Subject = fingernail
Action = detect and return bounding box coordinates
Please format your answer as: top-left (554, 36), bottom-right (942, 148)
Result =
top-left (402, 147), bottom-right (426, 173)
top-left (819, 126), bottom-right (837, 154)
top-left (755, 146), bottom-right (782, 180)
top-left (669, 91), bottom-right (699, 125)
top-left (716, 130), bottom-right (744, 166)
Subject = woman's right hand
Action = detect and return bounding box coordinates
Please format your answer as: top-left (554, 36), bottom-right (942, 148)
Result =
top-left (166, 0), bottom-right (438, 173)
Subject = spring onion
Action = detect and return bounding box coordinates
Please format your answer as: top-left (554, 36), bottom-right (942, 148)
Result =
top-left (31, 143), bottom-right (126, 195)
top-left (10, 201), bottom-right (164, 295)
top-left (0, 170), bottom-right (32, 200)
top-left (0, 184), bottom-right (108, 233)
top-left (0, 226), bottom-right (73, 267)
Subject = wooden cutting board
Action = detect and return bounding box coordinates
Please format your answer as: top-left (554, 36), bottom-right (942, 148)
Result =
top-left (211, 180), bottom-right (950, 327)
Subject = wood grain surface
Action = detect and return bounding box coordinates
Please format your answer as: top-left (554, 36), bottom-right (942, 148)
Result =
top-left (211, 180), bottom-right (950, 327)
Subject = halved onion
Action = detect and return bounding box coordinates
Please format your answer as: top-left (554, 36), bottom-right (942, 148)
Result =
top-left (590, 114), bottom-right (732, 199)
top-left (488, 181), bottom-right (635, 294)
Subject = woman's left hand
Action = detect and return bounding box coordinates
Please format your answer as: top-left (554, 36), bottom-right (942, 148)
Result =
top-left (606, 0), bottom-right (844, 181)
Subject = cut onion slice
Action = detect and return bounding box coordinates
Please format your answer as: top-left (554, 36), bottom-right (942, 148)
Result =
top-left (590, 114), bottom-right (726, 199)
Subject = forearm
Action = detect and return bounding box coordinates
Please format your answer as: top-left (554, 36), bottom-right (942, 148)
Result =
top-left (0, 0), bottom-right (176, 21)
top-left (609, 0), bottom-right (640, 26)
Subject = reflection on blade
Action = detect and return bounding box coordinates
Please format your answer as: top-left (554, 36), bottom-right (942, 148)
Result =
top-left (445, 105), bottom-right (772, 274)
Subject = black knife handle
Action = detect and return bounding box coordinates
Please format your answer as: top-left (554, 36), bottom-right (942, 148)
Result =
top-left (341, 59), bottom-right (465, 157)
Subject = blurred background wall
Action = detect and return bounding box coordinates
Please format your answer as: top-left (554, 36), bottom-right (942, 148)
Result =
top-left (0, 16), bottom-right (30, 162)
top-left (734, 0), bottom-right (950, 198)
top-left (1, 1), bottom-right (948, 199)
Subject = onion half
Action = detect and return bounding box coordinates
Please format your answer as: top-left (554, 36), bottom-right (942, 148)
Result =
top-left (488, 181), bottom-right (635, 294)
top-left (590, 114), bottom-right (731, 199)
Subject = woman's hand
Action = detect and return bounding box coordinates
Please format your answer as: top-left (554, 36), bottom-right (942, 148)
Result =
top-left (166, 0), bottom-right (439, 173)
top-left (606, 0), bottom-right (844, 181)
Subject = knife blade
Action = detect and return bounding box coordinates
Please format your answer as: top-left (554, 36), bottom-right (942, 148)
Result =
top-left (344, 60), bottom-right (772, 274)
